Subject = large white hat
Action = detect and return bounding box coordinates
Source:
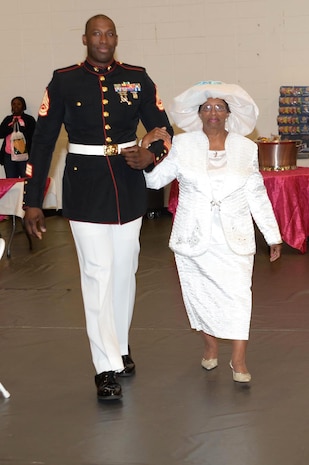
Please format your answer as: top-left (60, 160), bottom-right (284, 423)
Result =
top-left (169, 81), bottom-right (259, 136)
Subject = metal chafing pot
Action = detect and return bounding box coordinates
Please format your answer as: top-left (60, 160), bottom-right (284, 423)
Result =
top-left (257, 140), bottom-right (302, 171)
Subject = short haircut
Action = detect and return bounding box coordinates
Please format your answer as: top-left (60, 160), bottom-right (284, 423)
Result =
top-left (11, 96), bottom-right (27, 111)
top-left (84, 14), bottom-right (116, 34)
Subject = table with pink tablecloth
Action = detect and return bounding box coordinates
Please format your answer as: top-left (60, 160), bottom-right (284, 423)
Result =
top-left (0, 177), bottom-right (57, 256)
top-left (261, 167), bottom-right (309, 253)
top-left (0, 178), bottom-right (56, 217)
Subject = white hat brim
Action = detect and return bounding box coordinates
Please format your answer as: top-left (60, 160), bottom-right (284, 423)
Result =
top-left (169, 81), bottom-right (259, 136)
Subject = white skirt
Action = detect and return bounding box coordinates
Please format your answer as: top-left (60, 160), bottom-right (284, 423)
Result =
top-left (175, 243), bottom-right (254, 340)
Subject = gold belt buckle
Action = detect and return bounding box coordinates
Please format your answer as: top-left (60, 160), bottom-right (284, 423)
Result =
top-left (104, 144), bottom-right (118, 156)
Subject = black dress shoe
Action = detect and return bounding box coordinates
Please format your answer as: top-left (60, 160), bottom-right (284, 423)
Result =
top-left (118, 346), bottom-right (136, 377)
top-left (95, 371), bottom-right (122, 400)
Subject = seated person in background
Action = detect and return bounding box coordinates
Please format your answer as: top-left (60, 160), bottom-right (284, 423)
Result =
top-left (0, 97), bottom-right (36, 178)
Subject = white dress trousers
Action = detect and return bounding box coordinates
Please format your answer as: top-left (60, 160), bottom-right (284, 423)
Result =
top-left (70, 217), bottom-right (142, 374)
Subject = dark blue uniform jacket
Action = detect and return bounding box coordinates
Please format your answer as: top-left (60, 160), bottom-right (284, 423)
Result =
top-left (24, 59), bottom-right (173, 223)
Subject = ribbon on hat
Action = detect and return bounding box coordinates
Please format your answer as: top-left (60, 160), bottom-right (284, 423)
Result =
top-left (195, 80), bottom-right (223, 86)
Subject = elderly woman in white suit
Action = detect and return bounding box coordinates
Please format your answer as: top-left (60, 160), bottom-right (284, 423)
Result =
top-left (142, 81), bottom-right (282, 383)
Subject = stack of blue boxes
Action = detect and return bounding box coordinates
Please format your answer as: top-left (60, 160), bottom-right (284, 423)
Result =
top-left (278, 86), bottom-right (309, 155)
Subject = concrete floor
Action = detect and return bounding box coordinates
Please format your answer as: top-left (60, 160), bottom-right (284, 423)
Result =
top-left (0, 212), bottom-right (309, 465)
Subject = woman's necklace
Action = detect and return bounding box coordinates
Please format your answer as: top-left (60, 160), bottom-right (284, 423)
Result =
top-left (209, 149), bottom-right (220, 158)
top-left (208, 150), bottom-right (226, 167)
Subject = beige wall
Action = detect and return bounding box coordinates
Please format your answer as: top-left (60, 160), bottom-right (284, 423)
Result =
top-left (1, 0), bottom-right (309, 156)
top-left (1, 0), bottom-right (309, 137)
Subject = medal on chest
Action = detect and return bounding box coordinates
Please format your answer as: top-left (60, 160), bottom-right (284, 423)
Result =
top-left (114, 82), bottom-right (141, 105)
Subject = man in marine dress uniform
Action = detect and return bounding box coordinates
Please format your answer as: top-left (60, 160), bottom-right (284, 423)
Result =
top-left (23, 14), bottom-right (173, 401)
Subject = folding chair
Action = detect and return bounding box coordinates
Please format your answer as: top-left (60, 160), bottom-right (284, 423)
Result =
top-left (0, 238), bottom-right (11, 398)
top-left (0, 237), bottom-right (5, 260)
top-left (0, 383), bottom-right (10, 398)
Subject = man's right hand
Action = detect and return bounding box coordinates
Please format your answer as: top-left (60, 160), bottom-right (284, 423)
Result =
top-left (24, 207), bottom-right (46, 239)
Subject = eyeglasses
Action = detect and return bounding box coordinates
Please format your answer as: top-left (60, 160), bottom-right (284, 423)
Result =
top-left (200, 104), bottom-right (227, 113)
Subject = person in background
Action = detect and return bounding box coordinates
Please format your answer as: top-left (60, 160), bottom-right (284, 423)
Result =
top-left (0, 97), bottom-right (36, 178)
top-left (143, 81), bottom-right (282, 383)
top-left (23, 14), bottom-right (173, 401)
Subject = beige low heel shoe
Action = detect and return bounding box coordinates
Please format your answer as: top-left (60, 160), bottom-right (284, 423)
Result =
top-left (201, 358), bottom-right (218, 371)
top-left (229, 361), bottom-right (251, 383)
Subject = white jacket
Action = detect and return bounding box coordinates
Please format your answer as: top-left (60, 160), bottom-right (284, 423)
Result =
top-left (144, 131), bottom-right (282, 257)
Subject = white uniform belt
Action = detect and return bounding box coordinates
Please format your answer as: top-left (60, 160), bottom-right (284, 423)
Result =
top-left (68, 140), bottom-right (136, 156)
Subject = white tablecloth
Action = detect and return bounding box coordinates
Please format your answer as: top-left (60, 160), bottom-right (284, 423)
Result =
top-left (0, 177), bottom-right (57, 218)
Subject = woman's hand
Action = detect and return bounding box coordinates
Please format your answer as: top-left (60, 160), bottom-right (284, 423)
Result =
top-left (269, 243), bottom-right (282, 262)
top-left (122, 126), bottom-right (172, 169)
top-left (140, 127), bottom-right (171, 149)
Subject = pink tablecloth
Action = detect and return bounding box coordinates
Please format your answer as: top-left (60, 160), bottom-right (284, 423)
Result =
top-left (0, 177), bottom-right (51, 199)
top-left (0, 178), bottom-right (24, 221)
top-left (0, 178), bottom-right (24, 199)
top-left (262, 167), bottom-right (309, 253)
top-left (168, 167), bottom-right (309, 253)
top-left (0, 177), bottom-right (52, 221)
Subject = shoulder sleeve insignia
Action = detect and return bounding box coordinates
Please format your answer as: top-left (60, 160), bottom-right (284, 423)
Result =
top-left (38, 89), bottom-right (50, 117)
top-left (25, 163), bottom-right (33, 178)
